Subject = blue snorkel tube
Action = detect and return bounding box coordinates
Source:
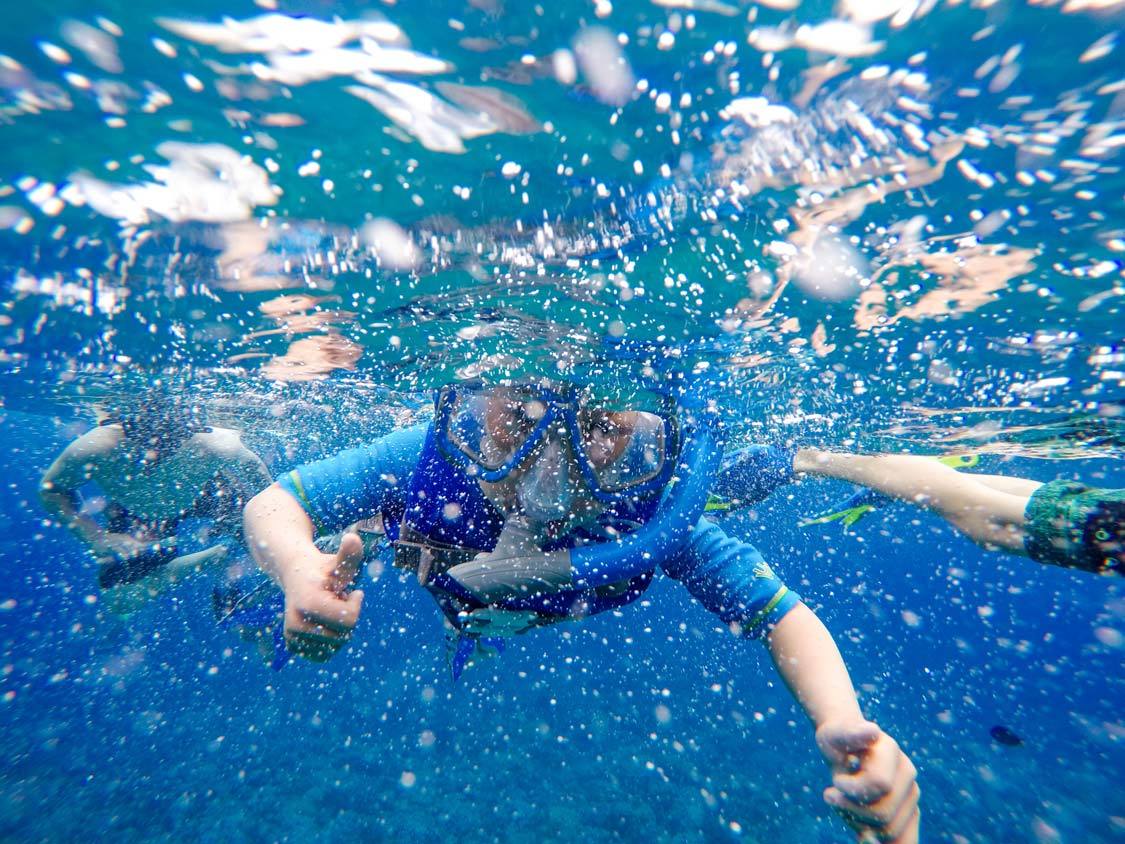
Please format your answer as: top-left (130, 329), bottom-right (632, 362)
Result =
top-left (568, 407), bottom-right (721, 587)
top-left (563, 337), bottom-right (727, 586)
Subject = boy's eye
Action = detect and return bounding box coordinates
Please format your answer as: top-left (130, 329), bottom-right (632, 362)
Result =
top-left (585, 414), bottom-right (618, 438)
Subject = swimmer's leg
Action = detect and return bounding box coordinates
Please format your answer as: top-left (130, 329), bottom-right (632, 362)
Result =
top-left (795, 450), bottom-right (1030, 553)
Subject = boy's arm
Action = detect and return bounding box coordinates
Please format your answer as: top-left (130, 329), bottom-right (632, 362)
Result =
top-left (711, 444), bottom-right (798, 508)
top-left (660, 518), bottom-right (800, 636)
top-left (767, 604), bottom-right (921, 843)
top-left (244, 483), bottom-right (364, 661)
top-left (243, 423), bottom-right (428, 661)
top-left (663, 522), bottom-right (918, 842)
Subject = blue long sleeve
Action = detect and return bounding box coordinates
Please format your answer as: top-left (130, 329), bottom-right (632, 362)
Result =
top-left (661, 518), bottom-right (800, 638)
top-left (277, 424), bottom-right (428, 532)
top-left (711, 444), bottom-right (796, 506)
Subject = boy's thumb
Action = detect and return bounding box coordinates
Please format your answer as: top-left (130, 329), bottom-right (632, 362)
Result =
top-left (330, 532), bottom-right (364, 594)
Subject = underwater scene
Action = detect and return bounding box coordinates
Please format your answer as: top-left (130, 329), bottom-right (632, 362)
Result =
top-left (0, 0), bottom-right (1123, 841)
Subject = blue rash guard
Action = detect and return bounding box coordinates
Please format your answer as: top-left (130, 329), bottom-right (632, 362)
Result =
top-left (278, 423), bottom-right (800, 639)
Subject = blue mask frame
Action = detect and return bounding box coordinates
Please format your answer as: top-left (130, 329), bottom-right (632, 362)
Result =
top-left (433, 381), bottom-right (680, 504)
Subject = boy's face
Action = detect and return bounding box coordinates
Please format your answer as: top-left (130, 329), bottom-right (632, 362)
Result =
top-left (477, 389), bottom-right (646, 531)
top-left (479, 388), bottom-right (637, 471)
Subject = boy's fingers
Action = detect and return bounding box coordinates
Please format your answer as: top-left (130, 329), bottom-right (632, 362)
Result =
top-left (289, 617), bottom-right (346, 641)
top-left (880, 787), bottom-right (921, 842)
top-left (297, 602), bottom-right (356, 634)
top-left (825, 775), bottom-right (916, 830)
top-left (346, 589), bottom-right (364, 614)
top-left (832, 735), bottom-right (908, 803)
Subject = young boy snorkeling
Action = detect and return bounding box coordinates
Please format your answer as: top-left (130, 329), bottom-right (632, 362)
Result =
top-left (39, 388), bottom-right (274, 614)
top-left (244, 377), bottom-right (921, 844)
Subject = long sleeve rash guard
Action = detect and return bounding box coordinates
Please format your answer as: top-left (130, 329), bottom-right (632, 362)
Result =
top-left (278, 424), bottom-right (799, 638)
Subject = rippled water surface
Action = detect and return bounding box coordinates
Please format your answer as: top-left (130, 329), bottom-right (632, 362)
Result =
top-left (0, 0), bottom-right (1122, 841)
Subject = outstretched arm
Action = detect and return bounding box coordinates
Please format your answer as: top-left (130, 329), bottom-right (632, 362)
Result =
top-left (767, 604), bottom-right (920, 843)
top-left (795, 449), bottom-right (1034, 553)
top-left (244, 483), bottom-right (364, 661)
top-left (242, 423), bottom-right (427, 661)
top-left (663, 521), bottom-right (919, 843)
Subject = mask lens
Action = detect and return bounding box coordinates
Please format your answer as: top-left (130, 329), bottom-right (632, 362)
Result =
top-left (445, 387), bottom-right (550, 472)
top-left (577, 408), bottom-right (669, 492)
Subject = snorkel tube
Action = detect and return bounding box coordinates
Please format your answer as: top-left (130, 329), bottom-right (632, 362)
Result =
top-left (564, 338), bottom-right (727, 586)
top-left (569, 410), bottom-right (720, 587)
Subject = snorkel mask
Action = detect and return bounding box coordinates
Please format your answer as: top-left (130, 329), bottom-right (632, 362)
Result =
top-left (434, 379), bottom-right (680, 507)
top-left (431, 373), bottom-right (722, 591)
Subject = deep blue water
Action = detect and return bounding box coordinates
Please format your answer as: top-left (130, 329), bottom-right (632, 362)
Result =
top-left (2, 406), bottom-right (1121, 843)
top-left (1, 0), bottom-right (1124, 841)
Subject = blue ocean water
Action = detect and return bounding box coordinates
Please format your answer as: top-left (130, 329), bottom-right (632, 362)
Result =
top-left (1, 0), bottom-right (1123, 842)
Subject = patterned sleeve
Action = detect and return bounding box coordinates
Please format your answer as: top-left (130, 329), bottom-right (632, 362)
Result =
top-left (660, 518), bottom-right (801, 638)
top-left (277, 423), bottom-right (428, 532)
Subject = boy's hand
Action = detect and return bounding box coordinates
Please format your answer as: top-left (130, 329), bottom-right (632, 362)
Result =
top-left (816, 719), bottom-right (920, 843)
top-left (281, 533), bottom-right (365, 662)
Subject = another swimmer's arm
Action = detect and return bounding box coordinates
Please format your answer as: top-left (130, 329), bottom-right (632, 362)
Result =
top-left (39, 478), bottom-right (102, 545)
top-left (208, 431), bottom-right (274, 499)
top-left (38, 431), bottom-right (120, 555)
top-left (767, 607), bottom-right (921, 843)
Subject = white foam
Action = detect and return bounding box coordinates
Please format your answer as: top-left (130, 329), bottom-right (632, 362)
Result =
top-left (573, 27), bottom-right (635, 106)
top-left (722, 97), bottom-right (797, 127)
top-left (71, 142), bottom-right (277, 224)
top-left (347, 76), bottom-right (495, 153)
top-left (361, 218), bottom-right (420, 270)
top-left (156, 13), bottom-right (406, 54)
top-left (248, 45), bottom-right (450, 85)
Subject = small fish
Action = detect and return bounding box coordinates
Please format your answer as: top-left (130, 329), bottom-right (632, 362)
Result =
top-left (989, 725), bottom-right (1023, 747)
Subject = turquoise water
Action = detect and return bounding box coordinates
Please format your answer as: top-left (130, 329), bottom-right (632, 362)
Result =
top-left (1, 0), bottom-right (1123, 841)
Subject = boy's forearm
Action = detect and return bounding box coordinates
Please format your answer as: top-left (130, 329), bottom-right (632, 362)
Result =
top-left (243, 483), bottom-right (318, 589)
top-left (766, 603), bottom-right (864, 728)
